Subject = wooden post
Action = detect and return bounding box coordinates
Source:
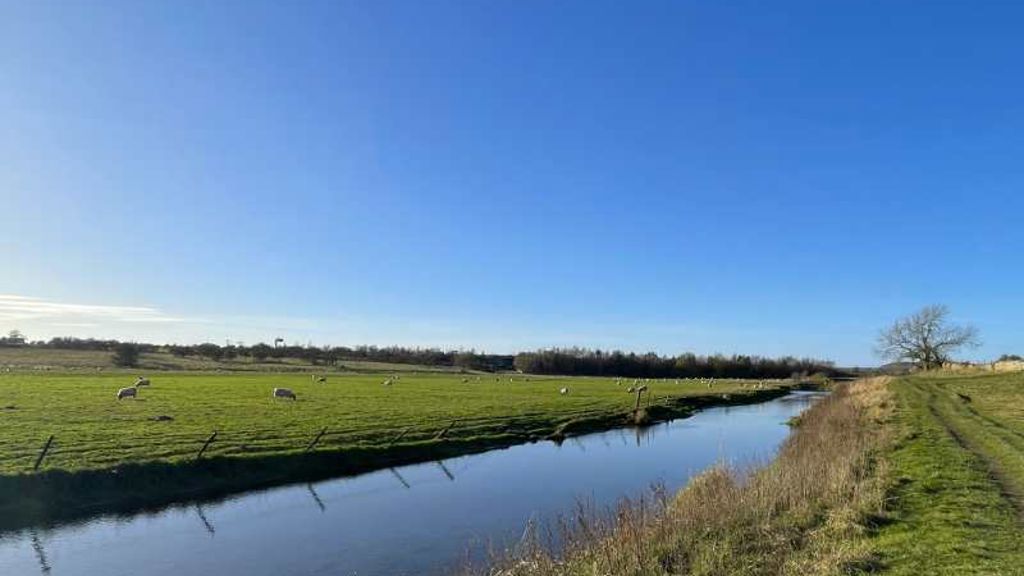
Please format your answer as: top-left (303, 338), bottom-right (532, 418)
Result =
top-left (387, 426), bottom-right (413, 448)
top-left (195, 431), bottom-right (218, 462)
top-left (33, 435), bottom-right (54, 472)
top-left (433, 420), bottom-right (458, 440)
top-left (305, 427), bottom-right (328, 453)
top-left (634, 389), bottom-right (643, 412)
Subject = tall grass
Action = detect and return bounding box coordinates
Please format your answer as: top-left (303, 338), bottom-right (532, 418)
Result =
top-left (470, 378), bottom-right (892, 576)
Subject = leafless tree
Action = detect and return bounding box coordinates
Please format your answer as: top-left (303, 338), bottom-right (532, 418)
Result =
top-left (876, 305), bottom-right (979, 369)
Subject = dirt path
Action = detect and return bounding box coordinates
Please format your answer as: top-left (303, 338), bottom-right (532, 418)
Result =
top-left (914, 380), bottom-right (1024, 519)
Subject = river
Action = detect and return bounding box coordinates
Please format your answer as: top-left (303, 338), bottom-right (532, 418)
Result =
top-left (0, 390), bottom-right (827, 575)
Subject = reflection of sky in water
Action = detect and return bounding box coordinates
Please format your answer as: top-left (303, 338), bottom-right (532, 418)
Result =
top-left (0, 391), bottom-right (826, 576)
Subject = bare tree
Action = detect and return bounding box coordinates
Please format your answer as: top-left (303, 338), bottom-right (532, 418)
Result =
top-left (876, 305), bottom-right (979, 369)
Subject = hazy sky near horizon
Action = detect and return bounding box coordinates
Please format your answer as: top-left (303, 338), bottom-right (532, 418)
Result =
top-left (3, 1), bottom-right (1023, 365)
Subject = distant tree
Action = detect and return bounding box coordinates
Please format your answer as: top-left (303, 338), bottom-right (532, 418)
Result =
top-left (1, 330), bottom-right (27, 347)
top-left (112, 342), bottom-right (141, 368)
top-left (195, 343), bottom-right (223, 361)
top-left (998, 354), bottom-right (1024, 362)
top-left (876, 305), bottom-right (979, 370)
top-left (250, 343), bottom-right (273, 361)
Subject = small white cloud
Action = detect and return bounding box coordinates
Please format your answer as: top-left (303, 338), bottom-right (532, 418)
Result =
top-left (0, 294), bottom-right (185, 324)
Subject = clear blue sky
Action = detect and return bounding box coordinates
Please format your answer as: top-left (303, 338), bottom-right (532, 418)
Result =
top-left (2, 1), bottom-right (1022, 365)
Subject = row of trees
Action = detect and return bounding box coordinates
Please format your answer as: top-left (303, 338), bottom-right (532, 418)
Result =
top-left (1, 334), bottom-right (516, 371)
top-left (513, 348), bottom-right (835, 379)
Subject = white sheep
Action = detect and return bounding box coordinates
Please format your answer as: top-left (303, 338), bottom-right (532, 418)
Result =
top-left (117, 387), bottom-right (137, 400)
top-left (559, 387), bottom-right (569, 395)
top-left (273, 387), bottom-right (297, 400)
top-left (383, 379), bottom-right (393, 386)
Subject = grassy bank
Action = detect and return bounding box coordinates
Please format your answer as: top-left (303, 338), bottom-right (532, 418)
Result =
top-left (472, 377), bottom-right (891, 576)
top-left (0, 371), bottom-right (789, 531)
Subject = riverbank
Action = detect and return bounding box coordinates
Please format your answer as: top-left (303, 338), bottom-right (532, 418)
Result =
top-left (475, 372), bottom-right (1024, 576)
top-left (0, 372), bottom-right (796, 532)
top-left (474, 377), bottom-right (892, 576)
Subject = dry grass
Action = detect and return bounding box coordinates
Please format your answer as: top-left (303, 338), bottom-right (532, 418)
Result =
top-left (469, 378), bottom-right (893, 576)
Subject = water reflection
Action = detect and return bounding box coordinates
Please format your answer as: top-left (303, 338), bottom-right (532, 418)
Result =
top-left (195, 504), bottom-right (216, 536)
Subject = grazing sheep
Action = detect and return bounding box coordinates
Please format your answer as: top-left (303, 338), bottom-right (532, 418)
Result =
top-left (559, 387), bottom-right (569, 395)
top-left (273, 387), bottom-right (297, 400)
top-left (117, 387), bottom-right (137, 400)
top-left (462, 378), bottom-right (469, 383)
top-left (134, 376), bottom-right (151, 387)
top-left (316, 376), bottom-right (327, 383)
top-left (383, 379), bottom-right (393, 386)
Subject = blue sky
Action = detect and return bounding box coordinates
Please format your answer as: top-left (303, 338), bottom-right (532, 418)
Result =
top-left (2, 1), bottom-right (1023, 365)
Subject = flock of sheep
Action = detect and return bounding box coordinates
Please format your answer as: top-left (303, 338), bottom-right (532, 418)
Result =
top-left (115, 374), bottom-right (776, 404)
top-left (115, 373), bottom-right (409, 403)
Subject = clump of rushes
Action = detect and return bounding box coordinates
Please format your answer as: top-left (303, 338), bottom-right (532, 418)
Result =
top-left (469, 378), bottom-right (893, 576)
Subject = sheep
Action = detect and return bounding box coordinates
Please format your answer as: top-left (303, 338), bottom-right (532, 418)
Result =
top-left (462, 378), bottom-right (469, 383)
top-left (316, 376), bottom-right (327, 383)
top-left (134, 376), bottom-right (151, 387)
top-left (559, 387), bottom-right (569, 395)
top-left (117, 387), bottom-right (137, 400)
top-left (627, 387), bottom-right (635, 393)
top-left (383, 378), bottom-right (393, 386)
top-left (273, 387), bottom-right (297, 400)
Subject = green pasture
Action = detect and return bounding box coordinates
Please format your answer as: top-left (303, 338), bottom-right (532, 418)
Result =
top-left (0, 372), bottom-right (777, 476)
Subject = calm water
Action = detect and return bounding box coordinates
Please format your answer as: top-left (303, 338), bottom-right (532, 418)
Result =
top-left (0, 390), bottom-right (826, 576)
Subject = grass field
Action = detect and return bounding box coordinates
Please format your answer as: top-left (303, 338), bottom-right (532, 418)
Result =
top-left (0, 372), bottom-right (782, 475)
top-left (0, 370), bottom-right (790, 530)
top-left (868, 372), bottom-right (1024, 575)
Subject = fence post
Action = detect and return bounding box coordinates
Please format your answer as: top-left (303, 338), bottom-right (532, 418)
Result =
top-left (433, 420), bottom-right (458, 440)
top-left (305, 427), bottom-right (328, 453)
top-left (195, 431), bottom-right (218, 462)
top-left (33, 435), bottom-right (55, 472)
top-left (387, 426), bottom-right (413, 448)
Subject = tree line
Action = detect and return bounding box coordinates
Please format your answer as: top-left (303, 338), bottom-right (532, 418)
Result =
top-left (513, 348), bottom-right (835, 379)
top-left (0, 334), bottom-right (514, 371)
top-left (2, 332), bottom-right (835, 377)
